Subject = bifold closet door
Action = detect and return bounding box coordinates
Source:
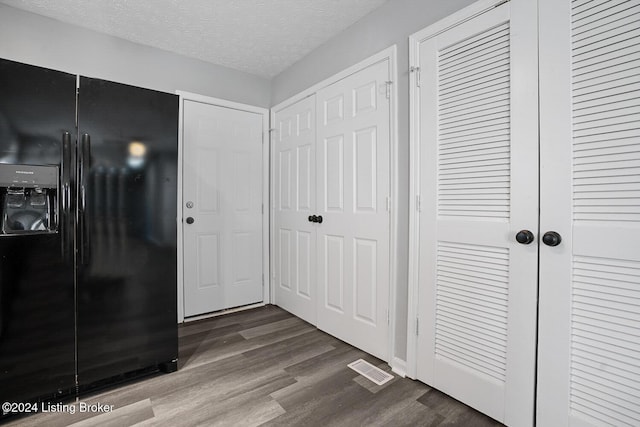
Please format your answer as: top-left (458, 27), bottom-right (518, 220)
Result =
top-left (414, 1), bottom-right (538, 425)
top-left (273, 58), bottom-right (392, 361)
top-left (537, 0), bottom-right (640, 425)
top-left (273, 95), bottom-right (317, 325)
top-left (315, 59), bottom-right (391, 361)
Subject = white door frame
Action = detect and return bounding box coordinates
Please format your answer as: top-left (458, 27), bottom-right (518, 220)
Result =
top-left (406, 0), bottom-right (522, 379)
top-left (176, 91), bottom-right (270, 323)
top-left (270, 45), bottom-right (399, 367)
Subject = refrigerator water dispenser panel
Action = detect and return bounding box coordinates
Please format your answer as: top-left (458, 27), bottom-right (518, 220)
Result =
top-left (0, 164), bottom-right (58, 234)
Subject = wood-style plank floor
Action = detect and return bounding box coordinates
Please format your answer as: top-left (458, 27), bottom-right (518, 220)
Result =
top-left (5, 305), bottom-right (503, 426)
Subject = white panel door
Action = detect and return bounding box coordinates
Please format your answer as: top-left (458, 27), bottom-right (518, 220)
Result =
top-left (415, 2), bottom-right (538, 425)
top-left (183, 100), bottom-right (264, 317)
top-left (538, 1), bottom-right (640, 425)
top-left (273, 95), bottom-right (317, 324)
top-left (315, 59), bottom-right (391, 360)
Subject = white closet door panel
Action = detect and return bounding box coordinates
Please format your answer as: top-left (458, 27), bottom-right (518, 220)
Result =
top-left (416, 2), bottom-right (538, 425)
top-left (273, 96), bottom-right (317, 325)
top-left (316, 59), bottom-right (390, 360)
top-left (538, 1), bottom-right (640, 426)
top-left (183, 100), bottom-right (263, 316)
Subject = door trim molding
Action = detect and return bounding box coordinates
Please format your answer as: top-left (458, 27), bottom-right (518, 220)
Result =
top-left (176, 90), bottom-right (270, 323)
top-left (406, 0), bottom-right (511, 379)
top-left (270, 45), bottom-right (399, 366)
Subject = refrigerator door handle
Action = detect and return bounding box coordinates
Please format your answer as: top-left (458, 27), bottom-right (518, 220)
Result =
top-left (79, 133), bottom-right (91, 265)
top-left (61, 131), bottom-right (72, 262)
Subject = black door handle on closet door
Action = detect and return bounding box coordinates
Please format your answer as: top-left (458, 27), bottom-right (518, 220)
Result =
top-left (308, 215), bottom-right (323, 223)
top-left (186, 217), bottom-right (195, 224)
top-left (515, 230), bottom-right (534, 244)
top-left (542, 231), bottom-right (562, 247)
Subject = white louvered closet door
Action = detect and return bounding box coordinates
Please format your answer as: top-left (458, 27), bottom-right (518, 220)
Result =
top-left (537, 0), bottom-right (640, 426)
top-left (415, 1), bottom-right (538, 425)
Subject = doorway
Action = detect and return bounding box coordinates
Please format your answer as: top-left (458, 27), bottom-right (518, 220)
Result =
top-left (178, 92), bottom-right (269, 320)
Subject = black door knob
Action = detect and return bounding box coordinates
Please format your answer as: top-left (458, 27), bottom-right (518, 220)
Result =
top-left (515, 230), bottom-right (534, 244)
top-left (186, 217), bottom-right (194, 224)
top-left (309, 215), bottom-right (317, 223)
top-left (316, 215), bottom-right (323, 224)
top-left (542, 231), bottom-right (561, 247)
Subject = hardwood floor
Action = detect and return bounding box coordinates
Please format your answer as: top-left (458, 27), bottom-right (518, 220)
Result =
top-left (5, 305), bottom-right (502, 426)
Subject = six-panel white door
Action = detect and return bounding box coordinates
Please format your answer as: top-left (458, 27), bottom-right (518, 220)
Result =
top-left (183, 100), bottom-right (264, 317)
top-left (315, 59), bottom-right (391, 361)
top-left (414, 2), bottom-right (538, 425)
top-left (272, 58), bottom-right (392, 361)
top-left (273, 95), bottom-right (318, 325)
top-left (537, 1), bottom-right (640, 425)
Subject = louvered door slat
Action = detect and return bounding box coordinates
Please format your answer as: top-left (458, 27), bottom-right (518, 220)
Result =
top-left (440, 71), bottom-right (510, 99)
top-left (573, 0), bottom-right (637, 25)
top-left (574, 42), bottom-right (640, 73)
top-left (437, 276), bottom-right (508, 298)
top-left (440, 78), bottom-right (509, 105)
top-left (440, 140), bottom-right (510, 155)
top-left (574, 101), bottom-right (640, 123)
top-left (440, 61), bottom-right (510, 93)
top-left (441, 89), bottom-right (510, 114)
top-left (438, 313), bottom-right (507, 342)
top-left (440, 113), bottom-right (510, 134)
top-left (440, 51), bottom-right (510, 82)
top-left (574, 316), bottom-right (640, 343)
top-left (440, 101), bottom-right (510, 126)
top-left (573, 25), bottom-right (640, 55)
top-left (574, 149), bottom-right (640, 164)
top-left (439, 24), bottom-right (509, 61)
top-left (573, 10), bottom-right (640, 44)
top-left (575, 59), bottom-right (640, 88)
top-left (571, 343), bottom-right (640, 376)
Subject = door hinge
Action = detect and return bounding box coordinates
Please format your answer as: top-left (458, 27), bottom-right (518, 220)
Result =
top-left (385, 81), bottom-right (392, 99)
top-left (416, 195), bottom-right (421, 212)
top-left (416, 317), bottom-right (419, 335)
top-left (386, 309), bottom-right (390, 325)
top-left (386, 196), bottom-right (391, 212)
top-left (410, 66), bottom-right (421, 87)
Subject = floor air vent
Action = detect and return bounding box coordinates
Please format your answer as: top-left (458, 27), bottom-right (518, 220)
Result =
top-left (348, 359), bottom-right (393, 386)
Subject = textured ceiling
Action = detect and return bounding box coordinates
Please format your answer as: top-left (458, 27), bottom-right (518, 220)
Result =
top-left (0, 0), bottom-right (388, 78)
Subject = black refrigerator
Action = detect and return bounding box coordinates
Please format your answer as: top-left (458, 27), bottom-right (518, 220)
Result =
top-left (0, 58), bottom-right (178, 416)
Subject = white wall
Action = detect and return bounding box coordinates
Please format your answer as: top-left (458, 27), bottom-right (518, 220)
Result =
top-left (271, 0), bottom-right (477, 362)
top-left (0, 4), bottom-right (271, 108)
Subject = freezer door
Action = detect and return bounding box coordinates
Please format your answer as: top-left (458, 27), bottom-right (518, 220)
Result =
top-left (76, 77), bottom-right (178, 388)
top-left (0, 58), bottom-right (76, 409)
